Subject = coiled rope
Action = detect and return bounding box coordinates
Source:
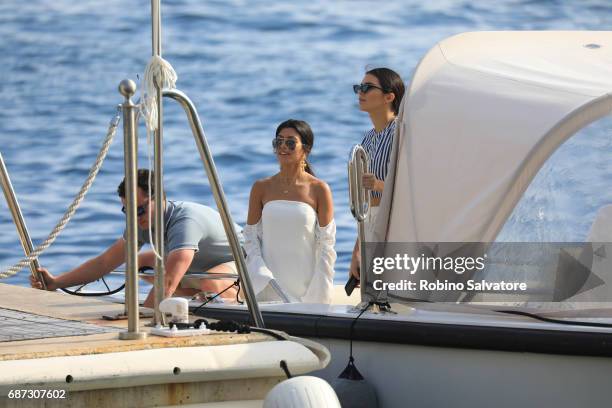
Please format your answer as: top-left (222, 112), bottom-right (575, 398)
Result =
top-left (140, 55), bottom-right (177, 262)
top-left (141, 55), bottom-right (177, 133)
top-left (0, 109), bottom-right (122, 279)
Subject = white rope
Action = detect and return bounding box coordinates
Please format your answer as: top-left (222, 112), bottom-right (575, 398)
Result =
top-left (0, 110), bottom-right (122, 279)
top-left (140, 55), bottom-right (178, 262)
top-left (146, 133), bottom-right (163, 262)
top-left (141, 55), bottom-right (177, 132)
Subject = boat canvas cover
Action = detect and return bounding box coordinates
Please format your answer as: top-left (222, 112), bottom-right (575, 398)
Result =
top-left (376, 31), bottom-right (612, 245)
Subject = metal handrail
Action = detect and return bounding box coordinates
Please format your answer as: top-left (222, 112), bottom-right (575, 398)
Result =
top-left (0, 153), bottom-right (45, 289)
top-left (118, 79), bottom-right (147, 340)
top-left (348, 144), bottom-right (370, 301)
top-left (150, 0), bottom-right (166, 327)
top-left (163, 88), bottom-right (264, 328)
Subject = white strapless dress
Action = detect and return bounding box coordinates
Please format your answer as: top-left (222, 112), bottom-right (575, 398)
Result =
top-left (243, 200), bottom-right (336, 303)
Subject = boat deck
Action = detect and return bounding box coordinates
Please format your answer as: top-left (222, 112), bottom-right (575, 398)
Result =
top-left (0, 284), bottom-right (326, 407)
top-left (0, 306), bottom-right (119, 345)
top-left (0, 283), bottom-right (270, 361)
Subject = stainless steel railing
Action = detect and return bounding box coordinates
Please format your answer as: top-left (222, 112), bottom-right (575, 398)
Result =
top-left (0, 153), bottom-right (46, 289)
top-left (348, 144), bottom-right (370, 301)
top-left (0, 78), bottom-right (265, 339)
top-left (163, 89), bottom-right (264, 328)
top-left (118, 79), bottom-right (147, 340)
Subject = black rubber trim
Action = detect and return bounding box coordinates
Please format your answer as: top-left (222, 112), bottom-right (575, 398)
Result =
top-left (192, 307), bottom-right (612, 357)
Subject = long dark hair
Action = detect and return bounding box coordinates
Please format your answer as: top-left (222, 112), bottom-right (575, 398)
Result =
top-left (366, 67), bottom-right (405, 116)
top-left (275, 119), bottom-right (315, 176)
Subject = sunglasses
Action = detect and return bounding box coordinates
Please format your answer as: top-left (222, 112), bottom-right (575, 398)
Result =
top-left (353, 83), bottom-right (387, 94)
top-left (272, 137), bottom-right (297, 151)
top-left (121, 200), bottom-right (149, 217)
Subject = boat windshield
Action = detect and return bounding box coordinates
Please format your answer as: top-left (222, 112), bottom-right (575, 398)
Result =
top-left (473, 116), bottom-right (612, 315)
top-left (367, 116), bottom-right (612, 319)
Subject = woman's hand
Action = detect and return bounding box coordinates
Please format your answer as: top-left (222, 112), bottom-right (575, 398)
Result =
top-left (362, 173), bottom-right (384, 192)
top-left (29, 268), bottom-right (58, 291)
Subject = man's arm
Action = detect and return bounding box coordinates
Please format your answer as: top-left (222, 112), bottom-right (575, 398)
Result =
top-left (31, 238), bottom-right (126, 291)
top-left (142, 249), bottom-right (195, 308)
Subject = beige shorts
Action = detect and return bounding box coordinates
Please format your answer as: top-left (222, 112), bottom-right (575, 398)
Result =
top-left (180, 261), bottom-right (238, 290)
top-left (364, 206), bottom-right (380, 242)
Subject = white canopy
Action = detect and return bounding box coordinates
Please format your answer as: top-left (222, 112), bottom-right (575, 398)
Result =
top-left (377, 31), bottom-right (612, 244)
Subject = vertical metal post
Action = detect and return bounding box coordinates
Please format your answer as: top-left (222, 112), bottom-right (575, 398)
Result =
top-left (348, 145), bottom-right (370, 301)
top-left (118, 79), bottom-right (147, 340)
top-left (0, 153), bottom-right (45, 288)
top-left (151, 0), bottom-right (161, 57)
top-left (151, 0), bottom-right (166, 326)
top-left (358, 219), bottom-right (368, 300)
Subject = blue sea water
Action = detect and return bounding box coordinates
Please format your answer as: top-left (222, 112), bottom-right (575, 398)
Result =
top-left (0, 0), bottom-right (611, 294)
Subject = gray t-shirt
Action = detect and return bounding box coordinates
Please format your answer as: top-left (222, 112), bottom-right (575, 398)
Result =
top-left (124, 201), bottom-right (243, 273)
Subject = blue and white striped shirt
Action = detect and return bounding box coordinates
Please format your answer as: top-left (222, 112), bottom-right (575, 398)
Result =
top-left (361, 120), bottom-right (396, 198)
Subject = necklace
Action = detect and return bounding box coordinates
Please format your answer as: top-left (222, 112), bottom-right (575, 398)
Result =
top-left (279, 173), bottom-right (301, 194)
top-left (281, 177), bottom-right (294, 194)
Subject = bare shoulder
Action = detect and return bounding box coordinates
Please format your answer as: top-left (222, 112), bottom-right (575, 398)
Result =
top-left (248, 177), bottom-right (274, 224)
top-left (311, 177), bottom-right (331, 194)
top-left (308, 176), bottom-right (333, 225)
top-left (251, 176), bottom-right (274, 195)
top-left (309, 176), bottom-right (333, 202)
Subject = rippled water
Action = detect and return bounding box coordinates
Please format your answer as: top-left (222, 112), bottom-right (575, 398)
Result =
top-left (1, 0), bottom-right (611, 292)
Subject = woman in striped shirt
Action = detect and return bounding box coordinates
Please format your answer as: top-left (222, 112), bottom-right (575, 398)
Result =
top-left (350, 67), bottom-right (405, 280)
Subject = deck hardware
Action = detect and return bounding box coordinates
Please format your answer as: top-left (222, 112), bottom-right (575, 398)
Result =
top-left (348, 145), bottom-right (370, 302)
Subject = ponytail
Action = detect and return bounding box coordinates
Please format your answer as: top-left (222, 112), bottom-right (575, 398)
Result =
top-left (304, 161), bottom-right (315, 176)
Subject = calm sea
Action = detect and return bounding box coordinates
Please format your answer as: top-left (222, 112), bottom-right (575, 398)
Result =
top-left (1, 0), bottom-right (611, 293)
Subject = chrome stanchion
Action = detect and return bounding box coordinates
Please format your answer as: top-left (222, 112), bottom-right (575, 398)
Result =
top-left (151, 0), bottom-right (166, 326)
top-left (348, 145), bottom-right (370, 302)
top-left (118, 79), bottom-right (147, 340)
top-left (0, 153), bottom-right (45, 288)
top-left (163, 89), bottom-right (265, 328)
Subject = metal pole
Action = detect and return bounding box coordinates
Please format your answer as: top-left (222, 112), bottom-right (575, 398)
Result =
top-left (163, 89), bottom-right (265, 328)
top-left (118, 79), bottom-right (147, 340)
top-left (348, 145), bottom-right (370, 301)
top-left (0, 153), bottom-right (46, 288)
top-left (358, 217), bottom-right (368, 300)
top-left (151, 0), bottom-right (166, 326)
top-left (151, 0), bottom-right (161, 57)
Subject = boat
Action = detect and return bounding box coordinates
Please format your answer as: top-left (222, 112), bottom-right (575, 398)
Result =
top-left (194, 31), bottom-right (612, 408)
top-left (2, 5), bottom-right (612, 407)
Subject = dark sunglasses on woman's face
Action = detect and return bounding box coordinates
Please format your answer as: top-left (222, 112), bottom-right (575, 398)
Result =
top-left (121, 201), bottom-right (148, 217)
top-left (272, 138), bottom-right (297, 151)
top-left (353, 83), bottom-right (386, 94)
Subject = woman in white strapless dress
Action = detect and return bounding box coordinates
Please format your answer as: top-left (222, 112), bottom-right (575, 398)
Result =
top-left (243, 119), bottom-right (336, 303)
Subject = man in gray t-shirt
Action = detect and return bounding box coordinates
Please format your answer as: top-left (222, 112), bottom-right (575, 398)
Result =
top-left (130, 200), bottom-right (242, 273)
top-left (31, 169), bottom-right (243, 308)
